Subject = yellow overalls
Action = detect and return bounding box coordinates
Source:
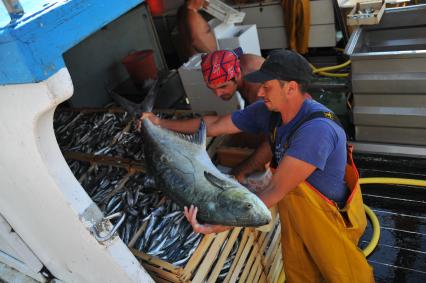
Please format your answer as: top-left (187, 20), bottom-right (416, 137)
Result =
top-left (269, 112), bottom-right (375, 282)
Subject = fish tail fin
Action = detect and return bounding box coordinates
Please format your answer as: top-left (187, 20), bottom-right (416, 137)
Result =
top-left (107, 72), bottom-right (168, 116)
top-left (140, 79), bottom-right (160, 113)
top-left (140, 71), bottom-right (171, 113)
top-left (106, 88), bottom-right (141, 117)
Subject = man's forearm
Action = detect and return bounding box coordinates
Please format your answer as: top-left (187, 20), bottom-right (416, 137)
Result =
top-left (231, 139), bottom-right (272, 181)
top-left (257, 155), bottom-right (317, 208)
top-left (155, 114), bottom-right (240, 137)
top-left (157, 117), bottom-right (202, 134)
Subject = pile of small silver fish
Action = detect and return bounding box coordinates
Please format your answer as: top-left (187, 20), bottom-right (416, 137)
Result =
top-left (106, 122), bottom-right (145, 160)
top-left (55, 109), bottom-right (240, 274)
top-left (54, 111), bottom-right (129, 154)
top-left (66, 161), bottom-right (240, 269)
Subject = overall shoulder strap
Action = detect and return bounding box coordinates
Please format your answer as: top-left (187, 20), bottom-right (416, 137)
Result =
top-left (284, 111), bottom-right (344, 149)
top-left (268, 111), bottom-right (282, 169)
top-left (268, 110), bottom-right (345, 169)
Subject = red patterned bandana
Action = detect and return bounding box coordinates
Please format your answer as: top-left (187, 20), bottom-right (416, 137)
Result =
top-left (201, 50), bottom-right (241, 85)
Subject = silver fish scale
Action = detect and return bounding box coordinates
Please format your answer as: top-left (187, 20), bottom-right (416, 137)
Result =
top-left (56, 110), bottom-right (241, 276)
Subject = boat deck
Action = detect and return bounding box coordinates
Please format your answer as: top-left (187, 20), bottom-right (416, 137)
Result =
top-left (356, 154), bottom-right (426, 283)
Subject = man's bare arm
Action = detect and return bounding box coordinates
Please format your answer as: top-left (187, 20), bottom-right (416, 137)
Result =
top-left (258, 155), bottom-right (316, 208)
top-left (140, 113), bottom-right (241, 137)
top-left (231, 138), bottom-right (272, 182)
top-left (187, 12), bottom-right (217, 53)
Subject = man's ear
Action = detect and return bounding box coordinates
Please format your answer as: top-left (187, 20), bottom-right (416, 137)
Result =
top-left (287, 81), bottom-right (298, 96)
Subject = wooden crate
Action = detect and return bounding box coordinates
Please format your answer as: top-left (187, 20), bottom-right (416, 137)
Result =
top-left (131, 207), bottom-right (283, 283)
top-left (347, 0), bottom-right (386, 26)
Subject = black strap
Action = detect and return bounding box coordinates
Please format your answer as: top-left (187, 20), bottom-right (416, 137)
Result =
top-left (269, 111), bottom-right (344, 168)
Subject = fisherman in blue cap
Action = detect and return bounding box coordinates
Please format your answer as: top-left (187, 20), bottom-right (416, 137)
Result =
top-left (142, 49), bottom-right (374, 282)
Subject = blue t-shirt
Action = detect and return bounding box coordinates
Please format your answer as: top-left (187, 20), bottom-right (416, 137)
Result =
top-left (231, 99), bottom-right (348, 205)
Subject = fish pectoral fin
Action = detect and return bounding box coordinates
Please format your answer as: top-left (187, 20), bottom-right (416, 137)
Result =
top-left (204, 171), bottom-right (232, 191)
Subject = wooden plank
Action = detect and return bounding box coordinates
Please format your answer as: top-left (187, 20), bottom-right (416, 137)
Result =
top-left (267, 243), bottom-right (281, 279)
top-left (112, 119), bottom-right (133, 145)
top-left (260, 218), bottom-right (280, 255)
top-left (268, 250), bottom-right (282, 283)
top-left (128, 220), bottom-right (148, 248)
top-left (239, 231), bottom-right (261, 282)
top-left (263, 224), bottom-right (281, 269)
top-left (223, 228), bottom-right (251, 283)
top-left (181, 234), bottom-right (215, 280)
top-left (256, 231), bottom-right (268, 254)
top-left (272, 261), bottom-right (283, 283)
top-left (64, 151), bottom-right (146, 172)
top-left (142, 264), bottom-right (180, 283)
top-left (131, 249), bottom-right (179, 273)
top-left (259, 272), bottom-right (267, 283)
top-left (192, 231), bottom-right (230, 283)
top-left (247, 255), bottom-right (262, 283)
top-left (253, 262), bottom-right (263, 283)
top-left (265, 243), bottom-right (280, 276)
top-left (101, 172), bottom-right (133, 206)
top-left (149, 275), bottom-right (175, 283)
top-left (207, 227), bottom-right (242, 283)
top-left (228, 230), bottom-right (257, 283)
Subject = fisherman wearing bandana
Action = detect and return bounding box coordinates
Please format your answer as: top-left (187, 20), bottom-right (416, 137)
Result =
top-left (141, 49), bottom-right (374, 283)
top-left (199, 48), bottom-right (269, 182)
top-left (200, 48), bottom-right (264, 106)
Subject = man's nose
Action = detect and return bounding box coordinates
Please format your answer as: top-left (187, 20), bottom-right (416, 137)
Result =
top-left (257, 88), bottom-right (265, 98)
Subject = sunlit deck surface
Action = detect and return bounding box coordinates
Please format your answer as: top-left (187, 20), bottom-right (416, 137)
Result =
top-left (355, 153), bottom-right (426, 283)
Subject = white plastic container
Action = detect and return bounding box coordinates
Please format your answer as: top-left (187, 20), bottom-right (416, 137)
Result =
top-left (210, 19), bottom-right (261, 56)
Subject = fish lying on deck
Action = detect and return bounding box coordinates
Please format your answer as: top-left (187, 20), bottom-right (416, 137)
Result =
top-left (109, 77), bottom-right (271, 227)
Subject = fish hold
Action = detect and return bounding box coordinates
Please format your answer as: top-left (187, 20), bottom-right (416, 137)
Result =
top-left (141, 119), bottom-right (271, 227)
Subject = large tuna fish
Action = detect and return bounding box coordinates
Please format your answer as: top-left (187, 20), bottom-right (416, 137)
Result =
top-left (109, 77), bottom-right (271, 227)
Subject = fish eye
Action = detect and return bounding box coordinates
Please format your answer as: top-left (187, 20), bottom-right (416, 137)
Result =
top-left (245, 203), bottom-right (253, 210)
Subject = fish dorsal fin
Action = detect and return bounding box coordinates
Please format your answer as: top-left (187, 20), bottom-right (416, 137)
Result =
top-left (193, 119), bottom-right (206, 148)
top-left (204, 171), bottom-right (234, 191)
top-left (166, 119), bottom-right (206, 148)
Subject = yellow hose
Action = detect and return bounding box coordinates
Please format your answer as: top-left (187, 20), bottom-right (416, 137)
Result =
top-left (362, 204), bottom-right (380, 257)
top-left (360, 177), bottom-right (426, 257)
top-left (317, 71), bottom-right (349, 78)
top-left (309, 60), bottom-right (351, 78)
top-left (313, 60), bottom-right (352, 73)
top-left (359, 177), bottom-right (426, 187)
